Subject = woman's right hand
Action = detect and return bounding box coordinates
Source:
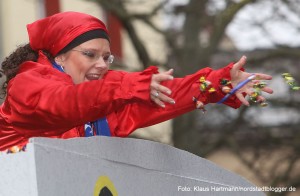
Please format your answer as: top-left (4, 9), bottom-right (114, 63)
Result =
top-left (150, 69), bottom-right (176, 108)
top-left (230, 56), bottom-right (273, 106)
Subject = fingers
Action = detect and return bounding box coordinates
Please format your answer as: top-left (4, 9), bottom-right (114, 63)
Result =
top-left (164, 68), bottom-right (174, 76)
top-left (256, 95), bottom-right (266, 103)
top-left (230, 56), bottom-right (247, 82)
top-left (236, 90), bottom-right (266, 107)
top-left (236, 92), bottom-right (250, 106)
top-left (150, 69), bottom-right (175, 108)
top-left (151, 90), bottom-right (175, 108)
top-left (152, 69), bottom-right (174, 83)
top-left (261, 86), bottom-right (273, 94)
top-left (251, 79), bottom-right (273, 94)
top-left (151, 83), bottom-right (172, 95)
top-left (254, 73), bottom-right (272, 80)
top-left (232, 56), bottom-right (247, 73)
top-left (151, 96), bottom-right (165, 108)
top-left (236, 85), bottom-right (272, 107)
top-left (235, 82), bottom-right (271, 106)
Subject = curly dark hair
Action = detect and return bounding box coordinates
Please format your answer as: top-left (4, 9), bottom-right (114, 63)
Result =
top-left (0, 44), bottom-right (53, 97)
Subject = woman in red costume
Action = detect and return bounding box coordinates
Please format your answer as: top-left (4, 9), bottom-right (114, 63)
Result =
top-left (0, 12), bottom-right (273, 152)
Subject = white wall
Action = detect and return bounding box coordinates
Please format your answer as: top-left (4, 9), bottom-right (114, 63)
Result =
top-left (60, 0), bottom-right (105, 20)
top-left (0, 0), bottom-right (39, 57)
top-left (0, 0), bottom-right (105, 57)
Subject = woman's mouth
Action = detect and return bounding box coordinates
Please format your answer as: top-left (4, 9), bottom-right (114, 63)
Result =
top-left (85, 73), bottom-right (101, 80)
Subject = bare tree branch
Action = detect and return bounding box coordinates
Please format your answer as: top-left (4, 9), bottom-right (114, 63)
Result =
top-left (97, 0), bottom-right (152, 68)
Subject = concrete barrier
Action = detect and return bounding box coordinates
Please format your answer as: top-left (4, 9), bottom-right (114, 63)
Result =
top-left (0, 136), bottom-right (264, 196)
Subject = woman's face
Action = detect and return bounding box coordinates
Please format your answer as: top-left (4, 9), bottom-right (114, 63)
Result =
top-left (55, 38), bottom-right (112, 84)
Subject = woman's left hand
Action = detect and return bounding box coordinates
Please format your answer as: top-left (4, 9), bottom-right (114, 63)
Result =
top-left (150, 69), bottom-right (176, 107)
top-left (230, 56), bottom-right (273, 106)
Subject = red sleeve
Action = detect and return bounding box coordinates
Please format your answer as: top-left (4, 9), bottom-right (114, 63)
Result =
top-left (203, 62), bottom-right (243, 108)
top-left (108, 63), bottom-right (242, 137)
top-left (6, 62), bottom-right (158, 136)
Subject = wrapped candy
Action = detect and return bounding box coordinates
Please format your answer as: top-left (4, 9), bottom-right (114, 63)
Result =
top-left (219, 78), bottom-right (231, 86)
top-left (219, 78), bottom-right (232, 94)
top-left (259, 102), bottom-right (268, 107)
top-left (221, 86), bottom-right (231, 94)
top-left (193, 76), bottom-right (216, 113)
top-left (250, 91), bottom-right (260, 102)
top-left (192, 97), bottom-right (206, 113)
top-left (199, 77), bottom-right (213, 92)
top-left (208, 87), bottom-right (216, 93)
top-left (250, 81), bottom-right (268, 107)
top-left (253, 81), bottom-right (267, 89)
top-left (282, 73), bottom-right (300, 91)
top-left (5, 145), bottom-right (26, 154)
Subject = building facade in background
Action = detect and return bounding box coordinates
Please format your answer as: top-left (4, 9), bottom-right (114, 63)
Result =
top-left (0, 0), bottom-right (112, 59)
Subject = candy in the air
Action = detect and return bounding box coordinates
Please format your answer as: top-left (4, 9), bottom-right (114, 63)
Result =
top-left (282, 73), bottom-right (300, 91)
top-left (253, 81), bottom-right (267, 89)
top-left (259, 101), bottom-right (268, 107)
top-left (250, 91), bottom-right (259, 102)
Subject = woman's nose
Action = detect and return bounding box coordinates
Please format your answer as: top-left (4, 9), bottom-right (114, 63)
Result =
top-left (95, 57), bottom-right (109, 69)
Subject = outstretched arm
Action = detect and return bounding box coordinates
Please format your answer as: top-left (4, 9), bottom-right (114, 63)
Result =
top-left (109, 56), bottom-right (274, 137)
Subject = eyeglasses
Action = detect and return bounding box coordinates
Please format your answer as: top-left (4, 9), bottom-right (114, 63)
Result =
top-left (71, 49), bottom-right (114, 64)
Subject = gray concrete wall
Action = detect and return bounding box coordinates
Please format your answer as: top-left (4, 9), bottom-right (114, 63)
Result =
top-left (0, 137), bottom-right (264, 196)
top-left (0, 145), bottom-right (38, 196)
